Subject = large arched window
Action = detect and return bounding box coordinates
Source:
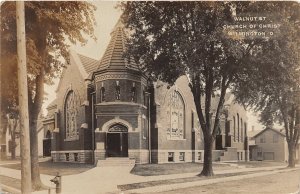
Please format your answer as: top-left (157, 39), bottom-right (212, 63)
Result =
top-left (167, 91), bottom-right (185, 140)
top-left (65, 91), bottom-right (78, 139)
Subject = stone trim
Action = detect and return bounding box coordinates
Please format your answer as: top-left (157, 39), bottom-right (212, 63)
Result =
top-left (42, 118), bottom-right (55, 124)
top-left (101, 117), bottom-right (134, 132)
top-left (128, 149), bottom-right (149, 164)
top-left (51, 150), bottom-right (92, 153)
top-left (166, 138), bottom-right (187, 141)
top-left (64, 136), bottom-right (79, 141)
top-left (95, 101), bottom-right (147, 109)
top-left (94, 73), bottom-right (141, 83)
top-left (80, 123), bottom-right (88, 129)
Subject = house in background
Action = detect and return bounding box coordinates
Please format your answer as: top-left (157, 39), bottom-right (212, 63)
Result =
top-left (247, 127), bottom-right (261, 161)
top-left (250, 127), bottom-right (300, 163)
top-left (5, 115), bottom-right (44, 159)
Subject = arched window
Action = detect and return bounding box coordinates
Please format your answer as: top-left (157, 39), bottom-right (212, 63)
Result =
top-left (233, 116), bottom-right (236, 142)
top-left (115, 81), bottom-right (120, 100)
top-left (65, 91), bottom-right (78, 139)
top-left (100, 82), bottom-right (105, 102)
top-left (237, 114), bottom-right (240, 142)
top-left (131, 82), bottom-right (136, 102)
top-left (167, 91), bottom-right (185, 140)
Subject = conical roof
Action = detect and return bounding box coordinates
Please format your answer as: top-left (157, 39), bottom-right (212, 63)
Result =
top-left (97, 19), bottom-right (139, 72)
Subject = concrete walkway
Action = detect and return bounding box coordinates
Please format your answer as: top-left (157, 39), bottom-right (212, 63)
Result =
top-left (0, 164), bottom-right (297, 194)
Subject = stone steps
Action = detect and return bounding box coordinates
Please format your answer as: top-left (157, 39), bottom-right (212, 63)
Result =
top-left (220, 147), bottom-right (238, 161)
top-left (97, 157), bottom-right (135, 167)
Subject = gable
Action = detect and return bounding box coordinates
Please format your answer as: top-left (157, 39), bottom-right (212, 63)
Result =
top-left (254, 128), bottom-right (285, 138)
top-left (56, 50), bottom-right (99, 93)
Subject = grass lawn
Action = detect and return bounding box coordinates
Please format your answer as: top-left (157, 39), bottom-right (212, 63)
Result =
top-left (3, 161), bottom-right (94, 176)
top-left (131, 162), bottom-right (233, 176)
top-left (120, 168), bottom-right (285, 191)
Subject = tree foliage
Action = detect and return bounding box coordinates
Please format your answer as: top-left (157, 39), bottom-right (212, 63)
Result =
top-left (233, 2), bottom-right (300, 167)
top-left (121, 1), bottom-right (261, 176)
top-left (1, 1), bottom-right (96, 189)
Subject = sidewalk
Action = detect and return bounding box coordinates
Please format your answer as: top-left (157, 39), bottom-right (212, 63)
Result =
top-left (0, 163), bottom-right (297, 194)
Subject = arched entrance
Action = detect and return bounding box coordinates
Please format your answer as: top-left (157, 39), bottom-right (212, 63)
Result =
top-left (106, 124), bottom-right (128, 157)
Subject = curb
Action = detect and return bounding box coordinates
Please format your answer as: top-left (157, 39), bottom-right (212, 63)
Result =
top-left (0, 184), bottom-right (21, 194)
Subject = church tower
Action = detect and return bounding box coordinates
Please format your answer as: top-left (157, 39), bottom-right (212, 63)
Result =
top-left (92, 19), bottom-right (150, 164)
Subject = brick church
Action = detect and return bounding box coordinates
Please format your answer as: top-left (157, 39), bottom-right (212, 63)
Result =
top-left (43, 20), bottom-right (249, 164)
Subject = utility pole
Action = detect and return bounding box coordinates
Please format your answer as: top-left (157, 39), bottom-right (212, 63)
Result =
top-left (16, 1), bottom-right (32, 193)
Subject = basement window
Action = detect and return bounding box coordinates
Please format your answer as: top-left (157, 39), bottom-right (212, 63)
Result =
top-left (168, 152), bottom-right (174, 162)
top-left (65, 153), bottom-right (70, 161)
top-left (179, 152), bottom-right (185, 161)
top-left (74, 153), bottom-right (78, 162)
top-left (198, 152), bottom-right (202, 161)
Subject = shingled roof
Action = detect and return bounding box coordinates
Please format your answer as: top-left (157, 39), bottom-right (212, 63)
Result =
top-left (97, 19), bottom-right (140, 72)
top-left (78, 54), bottom-right (99, 74)
top-left (253, 127), bottom-right (286, 138)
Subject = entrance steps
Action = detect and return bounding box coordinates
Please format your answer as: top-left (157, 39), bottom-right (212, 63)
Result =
top-left (220, 147), bottom-right (238, 161)
top-left (97, 157), bottom-right (135, 167)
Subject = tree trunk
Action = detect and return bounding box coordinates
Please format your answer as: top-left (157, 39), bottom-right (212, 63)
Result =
top-left (30, 119), bottom-right (45, 190)
top-left (29, 69), bottom-right (46, 191)
top-left (200, 136), bottom-right (214, 176)
top-left (288, 143), bottom-right (296, 168)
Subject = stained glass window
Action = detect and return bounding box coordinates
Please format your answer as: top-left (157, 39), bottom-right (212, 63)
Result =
top-left (167, 91), bottom-right (185, 139)
top-left (65, 91), bottom-right (78, 139)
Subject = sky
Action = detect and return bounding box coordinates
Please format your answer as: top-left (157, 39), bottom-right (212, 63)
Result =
top-left (43, 1), bottom-right (267, 131)
top-left (43, 1), bottom-right (121, 113)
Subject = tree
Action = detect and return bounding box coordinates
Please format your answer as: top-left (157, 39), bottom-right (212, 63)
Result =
top-left (121, 1), bottom-right (260, 176)
top-left (233, 2), bottom-right (300, 168)
top-left (1, 2), bottom-right (96, 190)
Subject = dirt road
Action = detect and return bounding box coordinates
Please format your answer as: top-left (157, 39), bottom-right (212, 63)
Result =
top-left (159, 168), bottom-right (300, 194)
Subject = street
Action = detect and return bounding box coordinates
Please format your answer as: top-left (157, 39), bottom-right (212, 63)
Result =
top-left (158, 168), bottom-right (300, 194)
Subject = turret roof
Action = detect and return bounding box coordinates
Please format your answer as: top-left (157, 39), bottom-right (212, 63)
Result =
top-left (97, 19), bottom-right (140, 72)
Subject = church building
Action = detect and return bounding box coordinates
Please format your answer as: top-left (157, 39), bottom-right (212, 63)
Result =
top-left (43, 20), bottom-right (249, 164)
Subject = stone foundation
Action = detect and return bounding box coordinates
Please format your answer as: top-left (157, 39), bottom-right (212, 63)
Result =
top-left (94, 149), bottom-right (106, 161)
top-left (51, 150), bottom-right (92, 163)
top-left (151, 150), bottom-right (204, 164)
top-left (128, 149), bottom-right (149, 164)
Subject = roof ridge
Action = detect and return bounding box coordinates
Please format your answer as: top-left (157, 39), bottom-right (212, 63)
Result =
top-left (77, 53), bottom-right (99, 62)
